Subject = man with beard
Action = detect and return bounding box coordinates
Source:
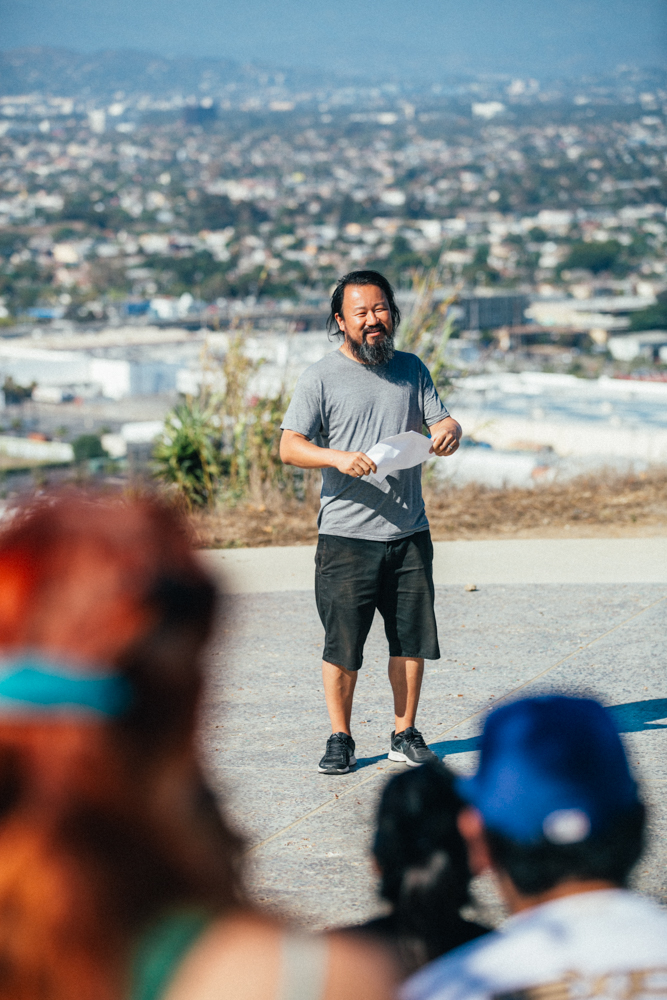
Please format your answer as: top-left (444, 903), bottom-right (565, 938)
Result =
top-left (280, 270), bottom-right (461, 775)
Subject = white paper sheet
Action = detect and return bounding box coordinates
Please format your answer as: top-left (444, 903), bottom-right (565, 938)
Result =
top-left (363, 430), bottom-right (433, 484)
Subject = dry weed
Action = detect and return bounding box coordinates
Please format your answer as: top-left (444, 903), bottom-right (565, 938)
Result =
top-left (425, 468), bottom-right (667, 538)
top-left (190, 469), bottom-right (667, 548)
top-left (190, 490), bottom-right (320, 548)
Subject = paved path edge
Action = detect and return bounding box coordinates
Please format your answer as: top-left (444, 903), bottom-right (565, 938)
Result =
top-left (201, 537), bottom-right (667, 592)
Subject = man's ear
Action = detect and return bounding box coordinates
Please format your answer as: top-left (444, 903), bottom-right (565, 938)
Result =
top-left (458, 806), bottom-right (494, 875)
top-left (334, 311), bottom-right (345, 334)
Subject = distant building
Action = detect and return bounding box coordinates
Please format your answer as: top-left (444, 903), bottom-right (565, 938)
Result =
top-left (459, 295), bottom-right (528, 331)
top-left (608, 330), bottom-right (667, 363)
top-left (0, 344), bottom-right (179, 400)
top-left (124, 301), bottom-right (150, 316)
top-left (472, 102), bottom-right (506, 119)
top-left (27, 306), bottom-right (66, 320)
top-left (526, 295), bottom-right (656, 334)
top-left (87, 110), bottom-right (106, 134)
top-left (183, 103), bottom-right (217, 126)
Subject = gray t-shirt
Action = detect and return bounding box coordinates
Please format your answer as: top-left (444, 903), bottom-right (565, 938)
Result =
top-left (281, 348), bottom-right (449, 541)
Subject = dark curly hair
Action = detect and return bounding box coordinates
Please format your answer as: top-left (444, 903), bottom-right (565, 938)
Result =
top-left (372, 760), bottom-right (482, 969)
top-left (327, 269), bottom-right (401, 337)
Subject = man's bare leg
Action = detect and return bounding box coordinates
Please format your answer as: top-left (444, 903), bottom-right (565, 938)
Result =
top-left (322, 660), bottom-right (358, 735)
top-left (388, 656), bottom-right (424, 732)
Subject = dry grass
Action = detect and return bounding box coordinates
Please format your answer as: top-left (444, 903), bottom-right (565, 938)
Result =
top-left (425, 468), bottom-right (667, 540)
top-left (191, 494), bottom-right (320, 548)
top-left (190, 468), bottom-right (667, 548)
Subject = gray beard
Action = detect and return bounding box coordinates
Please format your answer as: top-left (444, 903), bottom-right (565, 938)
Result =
top-left (348, 331), bottom-right (395, 366)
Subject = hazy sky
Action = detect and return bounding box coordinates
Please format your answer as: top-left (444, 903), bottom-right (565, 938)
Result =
top-left (2, 0), bottom-right (666, 78)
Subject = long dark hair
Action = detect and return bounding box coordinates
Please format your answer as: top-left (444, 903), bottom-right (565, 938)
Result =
top-left (327, 269), bottom-right (401, 337)
top-left (0, 492), bottom-right (243, 1000)
top-left (373, 761), bottom-right (479, 968)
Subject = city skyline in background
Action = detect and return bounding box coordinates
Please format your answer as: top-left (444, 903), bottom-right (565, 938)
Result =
top-left (0, 0), bottom-right (666, 497)
top-left (2, 0), bottom-right (666, 80)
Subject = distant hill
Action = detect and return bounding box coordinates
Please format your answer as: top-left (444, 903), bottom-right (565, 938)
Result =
top-left (0, 47), bottom-right (330, 98)
top-left (0, 46), bottom-right (664, 105)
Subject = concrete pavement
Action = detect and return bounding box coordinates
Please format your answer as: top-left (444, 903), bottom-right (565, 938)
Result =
top-left (202, 537), bottom-right (667, 592)
top-left (199, 539), bottom-right (667, 930)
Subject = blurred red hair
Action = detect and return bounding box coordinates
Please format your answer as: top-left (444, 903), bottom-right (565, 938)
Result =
top-left (0, 492), bottom-right (243, 1000)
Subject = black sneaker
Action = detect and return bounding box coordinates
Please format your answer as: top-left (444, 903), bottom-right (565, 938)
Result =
top-left (389, 727), bottom-right (439, 767)
top-left (318, 732), bottom-right (356, 774)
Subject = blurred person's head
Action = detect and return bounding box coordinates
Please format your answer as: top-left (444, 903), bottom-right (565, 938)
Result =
top-left (0, 491), bottom-right (242, 1000)
top-left (328, 270), bottom-right (399, 365)
top-left (456, 696), bottom-right (645, 912)
top-left (372, 761), bottom-right (482, 970)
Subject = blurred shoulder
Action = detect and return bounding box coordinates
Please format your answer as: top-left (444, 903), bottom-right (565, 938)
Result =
top-left (325, 930), bottom-right (399, 1000)
top-left (163, 910), bottom-right (283, 1000)
top-left (163, 911), bottom-right (398, 1000)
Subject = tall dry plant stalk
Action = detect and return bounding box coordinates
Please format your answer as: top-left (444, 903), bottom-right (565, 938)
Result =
top-left (154, 328), bottom-right (300, 507)
top-left (218, 330), bottom-right (260, 491)
top-left (398, 269), bottom-right (460, 395)
top-left (217, 330), bottom-right (298, 499)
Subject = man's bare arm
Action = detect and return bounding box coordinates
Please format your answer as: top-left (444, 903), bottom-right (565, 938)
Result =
top-left (280, 429), bottom-right (377, 478)
top-left (428, 415), bottom-right (462, 457)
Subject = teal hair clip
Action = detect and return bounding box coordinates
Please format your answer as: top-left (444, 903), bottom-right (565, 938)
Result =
top-left (0, 658), bottom-right (133, 717)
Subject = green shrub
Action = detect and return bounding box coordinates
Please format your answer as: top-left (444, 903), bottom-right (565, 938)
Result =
top-left (629, 292), bottom-right (667, 332)
top-left (153, 331), bottom-right (305, 507)
top-left (3, 378), bottom-right (34, 404)
top-left (153, 400), bottom-right (222, 508)
top-left (561, 240), bottom-right (621, 275)
top-left (72, 434), bottom-right (107, 462)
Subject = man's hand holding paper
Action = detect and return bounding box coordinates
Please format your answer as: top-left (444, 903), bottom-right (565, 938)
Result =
top-left (361, 418), bottom-right (461, 484)
top-left (333, 449), bottom-right (378, 478)
top-left (363, 431), bottom-right (436, 483)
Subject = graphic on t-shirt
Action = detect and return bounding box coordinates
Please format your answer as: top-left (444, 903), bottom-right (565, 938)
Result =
top-left (494, 968), bottom-right (667, 1000)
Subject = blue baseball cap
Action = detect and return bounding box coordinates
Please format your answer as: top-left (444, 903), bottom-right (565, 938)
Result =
top-left (456, 696), bottom-right (640, 845)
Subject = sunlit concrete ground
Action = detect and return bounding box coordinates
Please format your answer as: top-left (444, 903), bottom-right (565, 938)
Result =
top-left (200, 540), bottom-right (667, 930)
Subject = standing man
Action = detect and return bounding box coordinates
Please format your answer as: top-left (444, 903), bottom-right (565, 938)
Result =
top-left (280, 270), bottom-right (461, 775)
